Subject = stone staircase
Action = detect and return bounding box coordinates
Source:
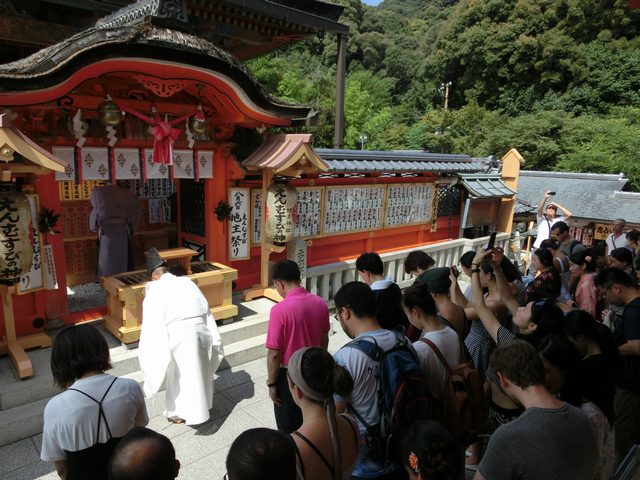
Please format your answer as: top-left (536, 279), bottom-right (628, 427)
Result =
top-left (0, 296), bottom-right (275, 448)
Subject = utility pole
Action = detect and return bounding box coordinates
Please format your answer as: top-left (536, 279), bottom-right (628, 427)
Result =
top-left (441, 81), bottom-right (452, 111)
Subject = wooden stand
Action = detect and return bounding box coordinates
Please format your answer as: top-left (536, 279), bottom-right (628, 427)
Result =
top-left (102, 256), bottom-right (238, 344)
top-left (243, 169), bottom-right (284, 303)
top-left (0, 285), bottom-right (52, 379)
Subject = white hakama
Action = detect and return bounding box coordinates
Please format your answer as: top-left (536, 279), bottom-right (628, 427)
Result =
top-left (138, 273), bottom-right (224, 425)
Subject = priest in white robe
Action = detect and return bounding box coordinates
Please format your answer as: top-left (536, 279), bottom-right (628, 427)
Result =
top-left (138, 248), bottom-right (224, 425)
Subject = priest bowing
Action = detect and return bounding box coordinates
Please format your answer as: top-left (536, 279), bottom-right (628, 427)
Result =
top-left (138, 248), bottom-right (224, 425)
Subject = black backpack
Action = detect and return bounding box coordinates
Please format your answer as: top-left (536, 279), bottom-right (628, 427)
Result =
top-left (342, 330), bottom-right (431, 465)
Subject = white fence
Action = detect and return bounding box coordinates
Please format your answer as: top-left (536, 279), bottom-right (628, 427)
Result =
top-left (305, 233), bottom-right (510, 305)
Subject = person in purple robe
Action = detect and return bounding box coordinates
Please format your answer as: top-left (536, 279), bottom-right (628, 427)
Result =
top-left (89, 182), bottom-right (141, 278)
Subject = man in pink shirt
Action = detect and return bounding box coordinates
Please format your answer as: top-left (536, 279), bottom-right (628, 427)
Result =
top-left (265, 260), bottom-right (330, 433)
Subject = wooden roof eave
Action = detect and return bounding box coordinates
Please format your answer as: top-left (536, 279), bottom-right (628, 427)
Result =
top-left (0, 114), bottom-right (65, 173)
top-left (241, 134), bottom-right (328, 177)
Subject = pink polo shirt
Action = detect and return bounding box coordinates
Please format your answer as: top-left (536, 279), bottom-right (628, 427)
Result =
top-left (265, 287), bottom-right (330, 365)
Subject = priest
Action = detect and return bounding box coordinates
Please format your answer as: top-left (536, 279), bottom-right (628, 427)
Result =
top-left (89, 181), bottom-right (141, 278)
top-left (138, 248), bottom-right (224, 425)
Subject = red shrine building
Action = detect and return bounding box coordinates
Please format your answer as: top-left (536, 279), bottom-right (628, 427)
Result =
top-left (0, 0), bottom-right (518, 376)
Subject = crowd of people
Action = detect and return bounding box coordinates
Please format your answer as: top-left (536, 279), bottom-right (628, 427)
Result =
top-left (38, 192), bottom-right (640, 479)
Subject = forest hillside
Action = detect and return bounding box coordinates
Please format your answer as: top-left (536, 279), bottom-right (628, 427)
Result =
top-left (248, 0), bottom-right (640, 186)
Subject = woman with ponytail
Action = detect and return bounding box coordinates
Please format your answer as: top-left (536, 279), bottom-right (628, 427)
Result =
top-left (569, 248), bottom-right (601, 319)
top-left (288, 347), bottom-right (359, 480)
top-left (400, 420), bottom-right (464, 480)
top-left (402, 283), bottom-right (462, 398)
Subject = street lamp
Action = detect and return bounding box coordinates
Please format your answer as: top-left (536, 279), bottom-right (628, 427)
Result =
top-left (359, 133), bottom-right (368, 150)
top-left (440, 81), bottom-right (452, 110)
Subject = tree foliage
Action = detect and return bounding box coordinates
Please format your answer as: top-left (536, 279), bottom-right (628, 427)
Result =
top-left (246, 0), bottom-right (640, 188)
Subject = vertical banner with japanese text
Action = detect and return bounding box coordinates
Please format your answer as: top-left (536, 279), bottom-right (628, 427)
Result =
top-left (18, 194), bottom-right (44, 293)
top-left (228, 188), bottom-right (250, 260)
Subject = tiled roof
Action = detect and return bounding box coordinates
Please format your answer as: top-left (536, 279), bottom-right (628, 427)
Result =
top-left (315, 149), bottom-right (490, 174)
top-left (458, 174), bottom-right (516, 198)
top-left (515, 170), bottom-right (640, 223)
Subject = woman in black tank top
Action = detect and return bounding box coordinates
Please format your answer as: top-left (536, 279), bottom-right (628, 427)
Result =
top-left (43, 325), bottom-right (147, 480)
top-left (287, 347), bottom-right (360, 480)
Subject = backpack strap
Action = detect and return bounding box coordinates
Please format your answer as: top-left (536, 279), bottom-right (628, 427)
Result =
top-left (420, 338), bottom-right (453, 374)
top-left (343, 335), bottom-right (383, 361)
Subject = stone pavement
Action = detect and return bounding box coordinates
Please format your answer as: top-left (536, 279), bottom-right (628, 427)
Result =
top-left (0, 322), bottom-right (352, 480)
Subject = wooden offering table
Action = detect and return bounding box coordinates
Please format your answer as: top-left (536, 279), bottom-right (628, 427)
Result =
top-left (102, 248), bottom-right (238, 344)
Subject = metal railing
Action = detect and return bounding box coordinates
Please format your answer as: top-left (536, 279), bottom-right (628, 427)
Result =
top-left (305, 233), bottom-right (510, 305)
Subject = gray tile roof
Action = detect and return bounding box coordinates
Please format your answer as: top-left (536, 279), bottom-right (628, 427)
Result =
top-left (515, 170), bottom-right (640, 223)
top-left (458, 174), bottom-right (516, 198)
top-left (315, 149), bottom-right (491, 174)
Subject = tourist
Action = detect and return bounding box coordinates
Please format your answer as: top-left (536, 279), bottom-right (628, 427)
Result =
top-left (569, 249), bottom-right (601, 319)
top-left (549, 221), bottom-right (585, 258)
top-left (400, 421), bottom-right (464, 480)
top-left (41, 325), bottom-right (148, 480)
top-left (594, 268), bottom-right (640, 460)
top-left (539, 238), bottom-right (572, 302)
top-left (89, 181), bottom-right (141, 278)
top-left (538, 335), bottom-right (615, 480)
top-left (356, 252), bottom-right (409, 332)
top-left (606, 218), bottom-right (627, 255)
top-left (226, 428), bottom-right (297, 480)
top-left (333, 281), bottom-right (406, 479)
top-left (525, 248), bottom-right (561, 302)
top-left (403, 250), bottom-right (436, 278)
top-left (469, 248), bottom-right (564, 433)
top-left (138, 247), bottom-right (224, 425)
top-left (109, 427), bottom-right (179, 480)
top-left (265, 260), bottom-right (330, 433)
top-left (474, 341), bottom-right (597, 480)
top-left (413, 267), bottom-right (467, 338)
top-left (402, 283), bottom-right (462, 398)
top-left (532, 190), bottom-right (572, 251)
top-left (470, 248), bottom-right (564, 348)
top-left (609, 246), bottom-right (635, 278)
top-left (626, 229), bottom-right (640, 271)
top-left (288, 347), bottom-right (359, 480)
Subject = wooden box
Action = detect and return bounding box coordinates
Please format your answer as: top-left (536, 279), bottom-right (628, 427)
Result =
top-left (102, 253), bottom-right (238, 344)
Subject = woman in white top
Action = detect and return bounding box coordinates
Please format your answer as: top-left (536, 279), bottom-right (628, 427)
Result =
top-left (402, 283), bottom-right (462, 398)
top-left (41, 324), bottom-right (148, 480)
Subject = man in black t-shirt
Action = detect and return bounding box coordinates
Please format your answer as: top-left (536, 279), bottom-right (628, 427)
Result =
top-left (595, 268), bottom-right (640, 460)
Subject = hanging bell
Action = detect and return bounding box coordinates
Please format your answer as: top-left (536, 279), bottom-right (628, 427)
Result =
top-left (0, 144), bottom-right (13, 162)
top-left (190, 113), bottom-right (207, 134)
top-left (98, 101), bottom-right (122, 126)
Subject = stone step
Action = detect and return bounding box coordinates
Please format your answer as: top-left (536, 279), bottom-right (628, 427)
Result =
top-left (0, 296), bottom-right (275, 447)
top-left (219, 333), bottom-right (267, 370)
top-left (0, 331), bottom-right (269, 447)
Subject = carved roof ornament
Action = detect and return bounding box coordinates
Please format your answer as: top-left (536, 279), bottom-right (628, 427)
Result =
top-left (96, 0), bottom-right (190, 31)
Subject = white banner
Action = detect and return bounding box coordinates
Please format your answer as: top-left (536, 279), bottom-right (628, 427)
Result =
top-left (43, 244), bottom-right (58, 290)
top-left (52, 147), bottom-right (75, 181)
top-left (114, 148), bottom-right (141, 179)
top-left (195, 150), bottom-right (213, 179)
top-left (17, 194), bottom-right (44, 293)
top-left (144, 150), bottom-right (169, 179)
top-left (173, 150), bottom-right (194, 179)
top-left (81, 148), bottom-right (109, 181)
top-left (229, 188), bottom-right (250, 260)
